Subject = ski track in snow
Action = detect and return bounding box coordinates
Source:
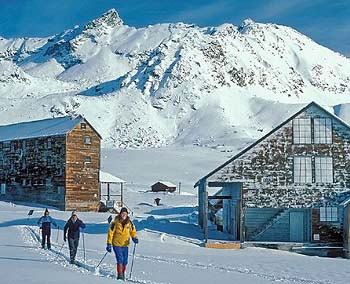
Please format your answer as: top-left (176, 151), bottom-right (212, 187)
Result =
top-left (19, 225), bottom-right (331, 284)
top-left (20, 225), bottom-right (170, 284)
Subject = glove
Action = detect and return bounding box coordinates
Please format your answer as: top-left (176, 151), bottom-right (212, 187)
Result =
top-left (106, 244), bottom-right (112, 253)
top-left (64, 236), bottom-right (67, 242)
top-left (132, 238), bottom-right (139, 244)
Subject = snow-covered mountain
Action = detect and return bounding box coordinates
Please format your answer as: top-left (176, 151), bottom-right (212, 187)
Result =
top-left (1, 9), bottom-right (350, 148)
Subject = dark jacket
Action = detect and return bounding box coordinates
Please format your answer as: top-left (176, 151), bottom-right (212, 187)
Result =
top-left (37, 216), bottom-right (57, 231)
top-left (64, 218), bottom-right (86, 239)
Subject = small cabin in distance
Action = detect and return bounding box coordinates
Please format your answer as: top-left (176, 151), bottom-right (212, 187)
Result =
top-left (0, 115), bottom-right (102, 211)
top-left (151, 181), bottom-right (176, 193)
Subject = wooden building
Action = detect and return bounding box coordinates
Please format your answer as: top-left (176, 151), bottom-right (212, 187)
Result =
top-left (0, 115), bottom-right (101, 211)
top-left (195, 102), bottom-right (350, 256)
top-left (151, 181), bottom-right (176, 193)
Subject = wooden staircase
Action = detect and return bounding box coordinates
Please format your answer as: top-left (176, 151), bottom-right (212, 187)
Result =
top-left (250, 209), bottom-right (290, 241)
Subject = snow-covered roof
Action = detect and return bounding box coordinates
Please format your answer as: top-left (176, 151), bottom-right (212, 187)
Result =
top-left (100, 170), bottom-right (125, 183)
top-left (0, 116), bottom-right (83, 142)
top-left (155, 181), bottom-right (177, 187)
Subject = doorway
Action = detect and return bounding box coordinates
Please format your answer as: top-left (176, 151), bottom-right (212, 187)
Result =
top-left (290, 211), bottom-right (304, 242)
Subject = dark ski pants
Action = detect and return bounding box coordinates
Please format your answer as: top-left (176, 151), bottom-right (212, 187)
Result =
top-left (68, 237), bottom-right (80, 261)
top-left (113, 246), bottom-right (129, 265)
top-left (41, 229), bottom-right (51, 249)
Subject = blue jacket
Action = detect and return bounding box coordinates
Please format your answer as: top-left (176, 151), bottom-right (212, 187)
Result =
top-left (64, 218), bottom-right (86, 239)
top-left (37, 216), bottom-right (57, 231)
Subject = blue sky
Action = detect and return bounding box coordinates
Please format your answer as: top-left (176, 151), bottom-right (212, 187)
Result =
top-left (0, 0), bottom-right (349, 56)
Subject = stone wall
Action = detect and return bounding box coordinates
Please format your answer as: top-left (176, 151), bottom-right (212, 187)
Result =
top-left (210, 104), bottom-right (350, 208)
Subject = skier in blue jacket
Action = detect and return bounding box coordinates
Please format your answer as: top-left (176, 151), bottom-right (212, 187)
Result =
top-left (37, 208), bottom-right (58, 250)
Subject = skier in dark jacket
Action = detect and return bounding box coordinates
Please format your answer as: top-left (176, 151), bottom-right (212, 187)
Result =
top-left (37, 208), bottom-right (57, 250)
top-left (63, 211), bottom-right (86, 264)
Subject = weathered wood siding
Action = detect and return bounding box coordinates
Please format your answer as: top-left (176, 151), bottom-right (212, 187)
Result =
top-left (210, 104), bottom-right (350, 208)
top-left (65, 119), bottom-right (100, 211)
top-left (0, 136), bottom-right (66, 209)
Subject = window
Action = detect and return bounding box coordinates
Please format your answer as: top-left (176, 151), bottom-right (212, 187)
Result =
top-left (314, 118), bottom-right (332, 144)
top-left (293, 118), bottom-right (311, 144)
top-left (47, 156), bottom-right (51, 167)
top-left (293, 157), bottom-right (312, 183)
top-left (81, 123), bottom-right (86, 130)
top-left (1, 184), bottom-right (6, 195)
top-left (315, 157), bottom-right (333, 183)
top-left (47, 138), bottom-right (52, 149)
top-left (3, 141), bottom-right (10, 149)
top-left (84, 156), bottom-right (92, 164)
top-left (58, 186), bottom-right (64, 195)
top-left (84, 136), bottom-right (92, 145)
top-left (320, 207), bottom-right (338, 222)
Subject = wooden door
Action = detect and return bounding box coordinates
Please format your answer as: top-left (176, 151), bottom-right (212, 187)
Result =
top-left (290, 211), bottom-right (304, 242)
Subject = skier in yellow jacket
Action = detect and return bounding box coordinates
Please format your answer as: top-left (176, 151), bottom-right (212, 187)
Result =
top-left (106, 207), bottom-right (138, 280)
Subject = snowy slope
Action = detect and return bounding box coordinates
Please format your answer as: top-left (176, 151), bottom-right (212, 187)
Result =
top-left (0, 9), bottom-right (350, 148)
top-left (1, 194), bottom-right (350, 284)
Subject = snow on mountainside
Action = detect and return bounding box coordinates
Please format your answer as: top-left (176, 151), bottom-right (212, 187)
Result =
top-left (0, 9), bottom-right (350, 148)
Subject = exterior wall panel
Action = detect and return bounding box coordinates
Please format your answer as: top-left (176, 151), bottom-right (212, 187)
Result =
top-left (0, 135), bottom-right (66, 209)
top-left (65, 120), bottom-right (101, 211)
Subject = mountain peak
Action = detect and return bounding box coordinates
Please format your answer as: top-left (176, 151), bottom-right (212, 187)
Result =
top-left (84, 9), bottom-right (123, 31)
top-left (238, 18), bottom-right (257, 33)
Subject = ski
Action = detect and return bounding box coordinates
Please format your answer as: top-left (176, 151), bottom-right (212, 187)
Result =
top-left (25, 225), bottom-right (164, 284)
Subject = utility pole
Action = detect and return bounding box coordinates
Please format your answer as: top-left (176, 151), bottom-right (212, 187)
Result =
top-left (178, 182), bottom-right (181, 195)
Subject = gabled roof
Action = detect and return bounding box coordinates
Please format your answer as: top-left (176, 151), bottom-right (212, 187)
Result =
top-left (194, 101), bottom-right (350, 187)
top-left (153, 181), bottom-right (177, 187)
top-left (0, 115), bottom-right (83, 142)
top-left (100, 170), bottom-right (125, 183)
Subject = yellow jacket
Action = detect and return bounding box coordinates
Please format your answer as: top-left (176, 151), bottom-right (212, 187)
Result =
top-left (107, 217), bottom-right (137, 247)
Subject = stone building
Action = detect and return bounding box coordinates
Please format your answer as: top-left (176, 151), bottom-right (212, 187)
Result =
top-left (196, 102), bottom-right (350, 256)
top-left (0, 115), bottom-right (101, 211)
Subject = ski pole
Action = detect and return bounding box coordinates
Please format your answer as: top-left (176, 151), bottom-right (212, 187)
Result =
top-left (56, 226), bottom-right (59, 244)
top-left (55, 243), bottom-right (65, 262)
top-left (82, 230), bottom-right (86, 262)
top-left (96, 252), bottom-right (108, 269)
top-left (129, 243), bottom-right (137, 279)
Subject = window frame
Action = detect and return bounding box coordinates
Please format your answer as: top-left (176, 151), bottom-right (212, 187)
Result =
top-left (313, 117), bottom-right (332, 144)
top-left (84, 156), bottom-right (92, 164)
top-left (314, 156), bottom-right (333, 184)
top-left (293, 156), bottom-right (313, 184)
top-left (320, 206), bottom-right (338, 222)
top-left (81, 123), bottom-right (87, 130)
top-left (292, 117), bottom-right (333, 145)
top-left (292, 118), bottom-right (312, 145)
top-left (84, 136), bottom-right (92, 145)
